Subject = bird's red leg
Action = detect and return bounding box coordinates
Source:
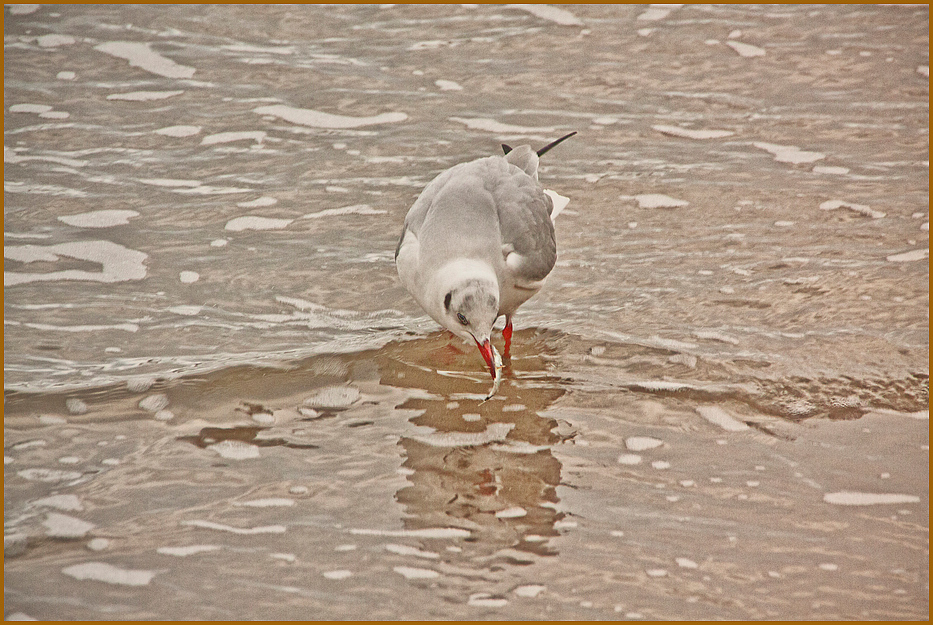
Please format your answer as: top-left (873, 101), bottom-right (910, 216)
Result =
top-left (503, 316), bottom-right (513, 360)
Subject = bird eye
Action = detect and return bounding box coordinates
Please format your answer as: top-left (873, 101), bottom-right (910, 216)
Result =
top-left (457, 312), bottom-right (469, 326)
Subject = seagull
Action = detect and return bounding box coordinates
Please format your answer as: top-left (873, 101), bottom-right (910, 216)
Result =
top-left (395, 131), bottom-right (575, 379)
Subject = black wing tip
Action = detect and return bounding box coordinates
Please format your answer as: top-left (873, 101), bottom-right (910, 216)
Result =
top-left (501, 143), bottom-right (513, 155)
top-left (536, 131), bottom-right (577, 157)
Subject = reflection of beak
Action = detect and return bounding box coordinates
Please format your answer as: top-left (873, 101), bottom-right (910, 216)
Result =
top-left (473, 337), bottom-right (496, 379)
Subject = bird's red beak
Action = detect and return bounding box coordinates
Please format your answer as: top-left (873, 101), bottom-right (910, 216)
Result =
top-left (474, 338), bottom-right (496, 379)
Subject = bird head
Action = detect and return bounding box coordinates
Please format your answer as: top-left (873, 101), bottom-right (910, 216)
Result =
top-left (443, 279), bottom-right (499, 378)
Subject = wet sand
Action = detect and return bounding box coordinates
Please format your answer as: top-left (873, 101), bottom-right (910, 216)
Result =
top-left (4, 4), bottom-right (929, 620)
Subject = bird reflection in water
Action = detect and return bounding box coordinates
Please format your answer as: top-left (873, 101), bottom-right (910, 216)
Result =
top-left (378, 328), bottom-right (568, 561)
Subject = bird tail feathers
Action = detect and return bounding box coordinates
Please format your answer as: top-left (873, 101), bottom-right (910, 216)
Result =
top-left (543, 189), bottom-right (570, 223)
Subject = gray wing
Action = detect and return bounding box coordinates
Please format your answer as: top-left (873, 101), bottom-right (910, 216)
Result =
top-left (488, 157), bottom-right (557, 283)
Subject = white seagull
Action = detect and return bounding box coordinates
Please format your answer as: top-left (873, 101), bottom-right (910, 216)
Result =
top-left (395, 131), bottom-right (575, 378)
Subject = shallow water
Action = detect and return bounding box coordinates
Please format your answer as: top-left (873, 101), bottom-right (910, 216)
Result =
top-left (4, 4), bottom-right (929, 620)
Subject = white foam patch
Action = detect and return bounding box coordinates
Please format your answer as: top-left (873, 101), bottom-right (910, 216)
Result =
top-left (653, 125), bottom-right (734, 140)
top-left (9, 104), bottom-right (53, 114)
top-left (385, 543), bottom-right (440, 559)
top-left (11, 439), bottom-right (46, 450)
top-left (917, 65), bottom-right (929, 78)
top-left (489, 441), bottom-right (551, 454)
top-left (32, 494), bottom-right (84, 511)
top-left (304, 386), bottom-right (361, 409)
top-left (43, 513), bottom-right (95, 538)
top-left (632, 380), bottom-right (696, 392)
top-left (469, 593), bottom-right (508, 608)
top-left (676, 557), bottom-right (699, 569)
top-left (254, 104), bottom-right (407, 128)
top-left (435, 79), bottom-right (463, 91)
top-left (106, 90), bottom-right (184, 101)
top-left (696, 406), bottom-right (749, 431)
top-left (4, 147), bottom-right (87, 167)
top-left (507, 4), bottom-right (583, 26)
top-left (824, 492), bottom-right (920, 506)
top-left (4, 181), bottom-right (85, 196)
top-left (350, 527), bottom-right (470, 539)
top-left (36, 34), bottom-right (76, 48)
top-left (4, 233), bottom-right (50, 241)
top-left (237, 196), bottom-right (278, 208)
top-left (223, 43), bottom-right (295, 55)
top-left (514, 584), bottom-right (545, 598)
top-left (157, 544), bottom-right (220, 557)
top-left (633, 193), bottom-right (689, 209)
top-left (617, 453), bottom-right (643, 465)
top-left (179, 270), bottom-right (199, 283)
top-left (626, 436), bottom-right (663, 451)
top-left (651, 460), bottom-right (671, 470)
top-left (208, 440), bottom-right (260, 460)
top-left (139, 178), bottom-right (200, 188)
top-left (19, 321), bottom-right (138, 333)
top-left (886, 248), bottom-right (928, 263)
top-left (138, 394), bottom-right (169, 412)
top-left (87, 538), bottom-right (111, 551)
top-left (726, 40), bottom-right (766, 57)
top-left (8, 4), bottom-right (40, 14)
top-left (39, 414), bottom-right (67, 425)
top-left (449, 116), bottom-right (555, 135)
top-left (694, 330), bottom-right (739, 345)
top-left (201, 131), bottom-right (267, 146)
top-left (302, 204), bottom-right (386, 219)
top-left (182, 520), bottom-right (286, 534)
top-left (62, 562), bottom-right (157, 586)
top-left (495, 506), bottom-right (527, 519)
top-left (155, 125), bottom-right (202, 137)
top-left (754, 142), bottom-right (825, 164)
top-left (646, 568), bottom-right (669, 577)
top-left (4, 241), bottom-right (148, 286)
top-left (411, 422), bottom-right (514, 448)
top-left (177, 185), bottom-right (252, 195)
top-left (408, 40), bottom-right (453, 51)
top-left (66, 398), bottom-right (88, 414)
top-left (94, 41), bottom-right (196, 79)
top-left (58, 210), bottom-right (139, 228)
top-left (393, 566), bottom-right (440, 579)
top-left (17, 468), bottom-right (82, 482)
top-left (5, 613), bottom-right (36, 621)
top-left (819, 199), bottom-right (885, 219)
top-left (225, 216), bottom-right (294, 231)
top-left (236, 498), bottom-right (295, 508)
top-left (813, 165), bottom-right (850, 175)
top-left (322, 569), bottom-right (353, 580)
top-left (637, 4), bottom-right (681, 21)
top-left (168, 305), bottom-right (202, 316)
top-left (245, 409), bottom-right (271, 424)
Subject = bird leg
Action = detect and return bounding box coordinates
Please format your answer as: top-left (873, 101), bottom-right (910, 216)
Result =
top-left (502, 316), bottom-right (513, 360)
